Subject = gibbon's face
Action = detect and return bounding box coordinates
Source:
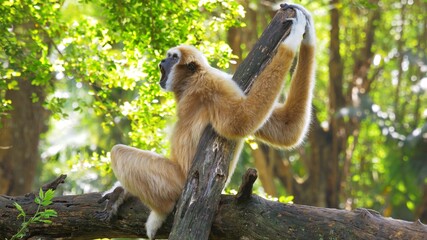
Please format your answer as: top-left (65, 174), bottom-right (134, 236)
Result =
top-left (159, 45), bottom-right (208, 93)
top-left (159, 49), bottom-right (181, 91)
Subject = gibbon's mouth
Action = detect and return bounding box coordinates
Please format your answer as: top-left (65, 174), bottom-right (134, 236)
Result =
top-left (159, 64), bottom-right (165, 75)
top-left (159, 64), bottom-right (167, 89)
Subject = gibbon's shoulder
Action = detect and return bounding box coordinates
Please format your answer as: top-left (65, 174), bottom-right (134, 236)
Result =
top-left (204, 68), bottom-right (243, 98)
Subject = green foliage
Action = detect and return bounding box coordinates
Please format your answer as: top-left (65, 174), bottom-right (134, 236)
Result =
top-left (321, 0), bottom-right (427, 219)
top-left (11, 189), bottom-right (57, 240)
top-left (0, 0), bottom-right (62, 92)
top-left (23, 0), bottom-right (246, 192)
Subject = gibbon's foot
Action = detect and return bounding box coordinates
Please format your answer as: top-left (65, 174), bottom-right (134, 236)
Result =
top-left (94, 208), bottom-right (116, 222)
top-left (281, 3), bottom-right (316, 46)
top-left (282, 6), bottom-right (307, 52)
top-left (146, 211), bottom-right (168, 240)
top-left (95, 186), bottom-right (126, 221)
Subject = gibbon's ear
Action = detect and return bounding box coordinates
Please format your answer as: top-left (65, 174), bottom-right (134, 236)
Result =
top-left (186, 61), bottom-right (198, 73)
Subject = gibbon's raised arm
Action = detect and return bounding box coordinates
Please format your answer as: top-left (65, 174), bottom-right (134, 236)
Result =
top-left (208, 9), bottom-right (308, 139)
top-left (255, 5), bottom-right (316, 148)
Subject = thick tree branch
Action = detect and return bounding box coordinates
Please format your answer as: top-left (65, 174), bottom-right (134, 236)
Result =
top-left (1, 170), bottom-right (426, 239)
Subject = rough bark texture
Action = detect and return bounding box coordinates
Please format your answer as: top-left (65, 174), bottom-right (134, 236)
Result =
top-left (169, 6), bottom-right (296, 239)
top-left (1, 171), bottom-right (426, 239)
top-left (169, 126), bottom-right (236, 239)
top-left (0, 78), bottom-right (48, 195)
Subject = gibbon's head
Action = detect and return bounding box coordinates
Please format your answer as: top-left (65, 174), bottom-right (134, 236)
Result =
top-left (159, 45), bottom-right (209, 92)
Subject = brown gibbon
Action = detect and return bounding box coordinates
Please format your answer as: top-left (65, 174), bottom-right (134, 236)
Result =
top-left (101, 4), bottom-right (316, 239)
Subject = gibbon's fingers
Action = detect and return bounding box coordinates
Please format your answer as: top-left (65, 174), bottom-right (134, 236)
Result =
top-left (282, 7), bottom-right (307, 52)
top-left (283, 3), bottom-right (316, 46)
top-left (95, 185), bottom-right (129, 221)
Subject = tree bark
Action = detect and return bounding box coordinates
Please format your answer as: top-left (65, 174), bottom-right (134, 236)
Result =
top-left (169, 6), bottom-right (296, 240)
top-left (0, 18), bottom-right (51, 195)
top-left (0, 78), bottom-right (48, 195)
top-left (1, 171), bottom-right (426, 239)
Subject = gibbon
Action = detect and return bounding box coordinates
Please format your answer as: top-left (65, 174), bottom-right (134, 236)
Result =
top-left (102, 4), bottom-right (316, 239)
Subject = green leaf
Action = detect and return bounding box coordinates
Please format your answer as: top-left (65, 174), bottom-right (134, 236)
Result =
top-left (13, 202), bottom-right (25, 218)
top-left (41, 209), bottom-right (58, 218)
top-left (42, 189), bottom-right (55, 206)
top-left (39, 188), bottom-right (44, 199)
top-left (39, 219), bottom-right (53, 224)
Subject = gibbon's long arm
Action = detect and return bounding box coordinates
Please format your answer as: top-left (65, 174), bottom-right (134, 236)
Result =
top-left (208, 9), bottom-right (308, 139)
top-left (255, 6), bottom-right (316, 147)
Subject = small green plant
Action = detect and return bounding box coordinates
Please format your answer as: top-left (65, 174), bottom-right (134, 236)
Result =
top-left (11, 189), bottom-right (58, 240)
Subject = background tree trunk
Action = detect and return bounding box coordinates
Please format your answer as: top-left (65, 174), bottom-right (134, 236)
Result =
top-left (0, 78), bottom-right (48, 195)
top-left (0, 18), bottom-right (51, 195)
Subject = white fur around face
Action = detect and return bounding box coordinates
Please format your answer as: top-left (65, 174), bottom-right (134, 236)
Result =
top-left (163, 48), bottom-right (182, 92)
top-left (165, 69), bottom-right (175, 91)
top-left (166, 48), bottom-right (182, 59)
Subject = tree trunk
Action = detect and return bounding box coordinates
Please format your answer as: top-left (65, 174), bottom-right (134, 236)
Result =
top-left (0, 17), bottom-right (51, 195)
top-left (1, 172), bottom-right (426, 239)
top-left (169, 6), bottom-right (296, 239)
top-left (0, 79), bottom-right (48, 195)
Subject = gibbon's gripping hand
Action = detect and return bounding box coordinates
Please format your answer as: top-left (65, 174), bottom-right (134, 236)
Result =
top-left (281, 4), bottom-right (307, 52)
top-left (281, 3), bottom-right (316, 46)
top-left (95, 186), bottom-right (127, 221)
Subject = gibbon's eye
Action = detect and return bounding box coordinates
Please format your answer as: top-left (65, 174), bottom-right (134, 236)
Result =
top-left (167, 53), bottom-right (171, 58)
top-left (172, 53), bottom-right (178, 60)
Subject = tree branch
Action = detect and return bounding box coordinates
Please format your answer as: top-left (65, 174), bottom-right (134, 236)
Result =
top-left (1, 170), bottom-right (426, 239)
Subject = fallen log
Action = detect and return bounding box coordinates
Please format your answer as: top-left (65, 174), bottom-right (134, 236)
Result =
top-left (0, 171), bottom-right (426, 239)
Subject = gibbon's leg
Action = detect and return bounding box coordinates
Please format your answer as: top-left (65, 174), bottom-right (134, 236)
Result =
top-left (110, 144), bottom-right (186, 239)
top-left (255, 4), bottom-right (316, 148)
top-left (209, 10), bottom-right (307, 139)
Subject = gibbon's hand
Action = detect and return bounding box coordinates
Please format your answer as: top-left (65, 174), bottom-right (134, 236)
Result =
top-left (282, 5), bottom-right (307, 52)
top-left (281, 3), bottom-right (316, 46)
